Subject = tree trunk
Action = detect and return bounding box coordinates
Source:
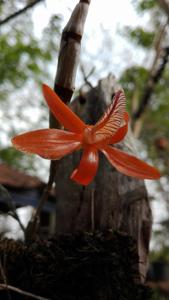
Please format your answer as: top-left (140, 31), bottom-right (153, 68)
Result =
top-left (54, 74), bottom-right (152, 282)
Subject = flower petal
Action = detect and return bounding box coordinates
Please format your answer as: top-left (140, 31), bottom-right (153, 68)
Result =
top-left (109, 112), bottom-right (129, 144)
top-left (90, 90), bottom-right (126, 144)
top-left (70, 147), bottom-right (99, 185)
top-left (12, 129), bottom-right (82, 160)
top-left (42, 84), bottom-right (86, 133)
top-left (101, 146), bottom-right (160, 180)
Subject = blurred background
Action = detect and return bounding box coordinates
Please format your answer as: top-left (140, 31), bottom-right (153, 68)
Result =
top-left (0, 1), bottom-right (169, 298)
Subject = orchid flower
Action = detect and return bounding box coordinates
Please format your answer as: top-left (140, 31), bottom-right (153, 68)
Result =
top-left (12, 84), bottom-right (160, 186)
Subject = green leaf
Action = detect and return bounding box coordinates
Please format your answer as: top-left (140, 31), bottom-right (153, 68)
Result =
top-left (125, 27), bottom-right (155, 48)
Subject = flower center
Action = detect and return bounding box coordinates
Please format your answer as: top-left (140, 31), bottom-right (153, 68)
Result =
top-left (83, 126), bottom-right (94, 145)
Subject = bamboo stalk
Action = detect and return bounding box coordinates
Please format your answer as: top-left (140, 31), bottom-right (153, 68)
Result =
top-left (25, 0), bottom-right (91, 241)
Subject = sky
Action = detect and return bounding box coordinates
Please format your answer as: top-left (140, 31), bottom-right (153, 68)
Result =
top-left (33, 0), bottom-right (140, 35)
top-left (83, 0), bottom-right (140, 29)
top-left (32, 0), bottom-right (149, 82)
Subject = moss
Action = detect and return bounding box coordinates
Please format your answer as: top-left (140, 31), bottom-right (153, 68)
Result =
top-left (0, 231), bottom-right (151, 300)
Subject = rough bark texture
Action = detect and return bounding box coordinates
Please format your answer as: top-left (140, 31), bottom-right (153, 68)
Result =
top-left (54, 75), bottom-right (152, 282)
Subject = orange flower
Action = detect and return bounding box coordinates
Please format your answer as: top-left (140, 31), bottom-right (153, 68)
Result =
top-left (12, 84), bottom-right (160, 185)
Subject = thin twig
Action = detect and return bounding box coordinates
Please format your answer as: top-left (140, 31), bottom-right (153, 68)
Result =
top-left (151, 18), bottom-right (168, 74)
top-left (0, 283), bottom-right (51, 300)
top-left (132, 19), bottom-right (169, 124)
top-left (25, 162), bottom-right (57, 242)
top-left (80, 64), bottom-right (94, 88)
top-left (0, 0), bottom-right (44, 26)
top-left (132, 46), bottom-right (169, 120)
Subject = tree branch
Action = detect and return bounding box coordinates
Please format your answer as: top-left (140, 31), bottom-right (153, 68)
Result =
top-left (132, 46), bottom-right (169, 120)
top-left (132, 18), bottom-right (169, 124)
top-left (0, 0), bottom-right (44, 27)
top-left (0, 283), bottom-right (51, 300)
top-left (80, 64), bottom-right (94, 88)
top-left (158, 0), bottom-right (169, 17)
top-left (25, 162), bottom-right (57, 242)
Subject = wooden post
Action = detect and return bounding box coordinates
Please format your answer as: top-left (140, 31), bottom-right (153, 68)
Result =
top-left (54, 74), bottom-right (152, 282)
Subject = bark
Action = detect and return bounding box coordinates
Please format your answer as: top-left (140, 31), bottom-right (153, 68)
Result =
top-left (132, 20), bottom-right (169, 137)
top-left (51, 0), bottom-right (91, 128)
top-left (54, 74), bottom-right (152, 282)
top-left (158, 0), bottom-right (169, 17)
